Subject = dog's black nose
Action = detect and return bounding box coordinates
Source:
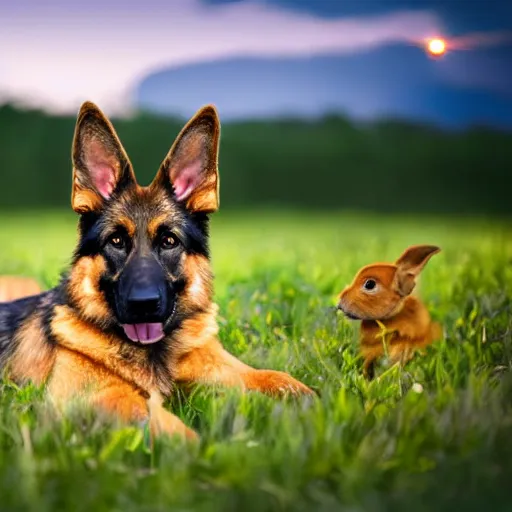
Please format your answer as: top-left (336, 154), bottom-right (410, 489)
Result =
top-left (115, 254), bottom-right (172, 324)
top-left (126, 286), bottom-right (161, 319)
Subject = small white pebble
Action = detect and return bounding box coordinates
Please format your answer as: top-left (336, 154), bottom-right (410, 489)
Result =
top-left (412, 383), bottom-right (424, 393)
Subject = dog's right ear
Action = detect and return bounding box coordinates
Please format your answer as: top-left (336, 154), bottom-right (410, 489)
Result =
top-left (394, 245), bottom-right (440, 296)
top-left (71, 102), bottom-right (135, 214)
top-left (152, 105), bottom-right (220, 214)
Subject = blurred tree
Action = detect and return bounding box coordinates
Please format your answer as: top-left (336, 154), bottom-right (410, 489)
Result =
top-left (0, 105), bottom-right (510, 214)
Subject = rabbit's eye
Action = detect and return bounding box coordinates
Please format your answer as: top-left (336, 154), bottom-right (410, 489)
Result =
top-left (363, 279), bottom-right (377, 291)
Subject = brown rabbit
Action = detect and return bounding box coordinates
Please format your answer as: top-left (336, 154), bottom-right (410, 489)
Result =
top-left (337, 245), bottom-right (442, 379)
top-left (0, 276), bottom-right (42, 302)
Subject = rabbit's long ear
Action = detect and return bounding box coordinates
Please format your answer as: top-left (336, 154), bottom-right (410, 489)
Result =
top-left (394, 245), bottom-right (440, 296)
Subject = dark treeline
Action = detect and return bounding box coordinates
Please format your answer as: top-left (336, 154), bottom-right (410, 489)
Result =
top-left (0, 104), bottom-right (510, 214)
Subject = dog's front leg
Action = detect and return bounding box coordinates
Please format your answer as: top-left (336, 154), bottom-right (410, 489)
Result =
top-left (174, 339), bottom-right (314, 397)
top-left (89, 385), bottom-right (197, 441)
top-left (47, 348), bottom-right (197, 441)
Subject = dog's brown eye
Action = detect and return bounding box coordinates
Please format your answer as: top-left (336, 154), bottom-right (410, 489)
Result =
top-left (160, 232), bottom-right (178, 249)
top-left (108, 234), bottom-right (125, 249)
top-left (364, 279), bottom-right (377, 291)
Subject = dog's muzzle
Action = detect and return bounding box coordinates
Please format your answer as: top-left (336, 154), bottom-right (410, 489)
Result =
top-left (114, 255), bottom-right (176, 344)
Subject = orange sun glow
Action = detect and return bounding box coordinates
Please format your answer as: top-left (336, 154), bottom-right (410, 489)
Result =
top-left (427, 38), bottom-right (447, 56)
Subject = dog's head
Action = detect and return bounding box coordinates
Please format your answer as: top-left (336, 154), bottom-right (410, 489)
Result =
top-left (337, 245), bottom-right (440, 321)
top-left (67, 101), bottom-right (219, 345)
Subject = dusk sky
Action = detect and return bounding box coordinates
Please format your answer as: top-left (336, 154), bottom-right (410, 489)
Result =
top-left (1, 0), bottom-right (511, 128)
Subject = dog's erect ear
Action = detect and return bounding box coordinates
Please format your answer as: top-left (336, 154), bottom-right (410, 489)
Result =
top-left (71, 102), bottom-right (135, 214)
top-left (152, 105), bottom-right (220, 213)
top-left (394, 245), bottom-right (441, 296)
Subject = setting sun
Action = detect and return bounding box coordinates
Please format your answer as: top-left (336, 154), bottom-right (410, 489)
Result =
top-left (427, 38), bottom-right (447, 56)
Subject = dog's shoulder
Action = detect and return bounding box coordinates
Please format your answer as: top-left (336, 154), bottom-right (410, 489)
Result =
top-left (0, 289), bottom-right (61, 384)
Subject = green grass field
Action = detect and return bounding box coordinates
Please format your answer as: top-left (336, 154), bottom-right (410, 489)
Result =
top-left (1, 211), bottom-right (512, 511)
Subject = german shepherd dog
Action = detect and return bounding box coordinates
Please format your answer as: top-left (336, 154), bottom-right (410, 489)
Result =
top-left (0, 102), bottom-right (313, 440)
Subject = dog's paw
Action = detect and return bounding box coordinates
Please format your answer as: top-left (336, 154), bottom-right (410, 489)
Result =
top-left (151, 420), bottom-right (199, 443)
top-left (148, 406), bottom-right (199, 442)
top-left (247, 369), bottom-right (315, 397)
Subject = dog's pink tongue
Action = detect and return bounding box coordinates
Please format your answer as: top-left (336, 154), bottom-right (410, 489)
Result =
top-left (122, 323), bottom-right (164, 344)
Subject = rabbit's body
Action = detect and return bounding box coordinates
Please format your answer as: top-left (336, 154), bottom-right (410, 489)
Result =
top-left (337, 245), bottom-right (442, 378)
top-left (359, 295), bottom-right (441, 377)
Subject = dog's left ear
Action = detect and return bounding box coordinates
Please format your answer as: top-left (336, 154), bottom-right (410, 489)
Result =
top-left (153, 105), bottom-right (220, 213)
top-left (71, 101), bottom-right (135, 214)
top-left (394, 245), bottom-right (440, 296)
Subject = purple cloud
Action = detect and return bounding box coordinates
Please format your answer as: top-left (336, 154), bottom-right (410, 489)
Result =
top-left (0, 0), bottom-right (441, 115)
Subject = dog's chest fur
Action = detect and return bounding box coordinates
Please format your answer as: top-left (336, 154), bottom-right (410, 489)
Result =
top-left (50, 305), bottom-right (175, 396)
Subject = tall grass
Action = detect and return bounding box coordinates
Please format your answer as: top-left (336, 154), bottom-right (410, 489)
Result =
top-left (0, 211), bottom-right (511, 510)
